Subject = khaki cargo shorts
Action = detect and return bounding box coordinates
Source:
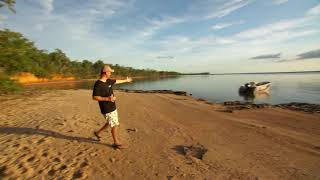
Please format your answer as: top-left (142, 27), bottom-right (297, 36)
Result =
top-left (103, 109), bottom-right (119, 128)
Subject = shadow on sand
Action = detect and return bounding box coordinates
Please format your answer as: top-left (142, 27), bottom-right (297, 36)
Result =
top-left (0, 126), bottom-right (114, 148)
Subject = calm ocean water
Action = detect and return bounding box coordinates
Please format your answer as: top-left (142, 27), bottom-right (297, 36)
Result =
top-left (26, 72), bottom-right (320, 105)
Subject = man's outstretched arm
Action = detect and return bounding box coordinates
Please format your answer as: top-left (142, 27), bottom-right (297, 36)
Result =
top-left (113, 77), bottom-right (133, 84)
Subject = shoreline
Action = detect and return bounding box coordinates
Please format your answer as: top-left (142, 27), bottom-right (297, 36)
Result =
top-left (117, 89), bottom-right (320, 114)
top-left (5, 87), bottom-right (320, 114)
top-left (19, 75), bottom-right (180, 85)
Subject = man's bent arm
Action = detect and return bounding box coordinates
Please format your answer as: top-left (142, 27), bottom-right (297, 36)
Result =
top-left (93, 96), bottom-right (111, 101)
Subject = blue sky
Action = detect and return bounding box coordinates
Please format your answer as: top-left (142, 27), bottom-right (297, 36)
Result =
top-left (0, 0), bottom-right (320, 73)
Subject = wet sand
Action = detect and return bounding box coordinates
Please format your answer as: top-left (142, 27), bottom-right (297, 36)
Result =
top-left (0, 90), bottom-right (319, 179)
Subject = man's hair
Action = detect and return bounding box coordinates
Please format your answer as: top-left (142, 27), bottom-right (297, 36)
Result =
top-left (100, 64), bottom-right (108, 75)
top-left (100, 64), bottom-right (114, 77)
top-left (100, 68), bottom-right (106, 75)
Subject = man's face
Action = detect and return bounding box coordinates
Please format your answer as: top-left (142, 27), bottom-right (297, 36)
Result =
top-left (106, 71), bottom-right (112, 77)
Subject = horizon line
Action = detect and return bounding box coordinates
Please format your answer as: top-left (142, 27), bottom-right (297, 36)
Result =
top-left (209, 70), bottom-right (320, 75)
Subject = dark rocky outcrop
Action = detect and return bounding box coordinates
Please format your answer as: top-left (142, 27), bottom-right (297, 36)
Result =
top-left (222, 101), bottom-right (320, 113)
top-left (173, 143), bottom-right (208, 160)
top-left (117, 89), bottom-right (188, 96)
top-left (222, 101), bottom-right (271, 112)
top-left (275, 102), bottom-right (320, 114)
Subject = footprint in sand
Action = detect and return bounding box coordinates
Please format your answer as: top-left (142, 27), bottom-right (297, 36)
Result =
top-left (53, 157), bottom-right (61, 163)
top-left (48, 169), bottom-right (56, 176)
top-left (80, 161), bottom-right (89, 168)
top-left (41, 152), bottom-right (48, 157)
top-left (36, 138), bottom-right (46, 145)
top-left (72, 115), bottom-right (81, 120)
top-left (27, 156), bottom-right (35, 162)
top-left (18, 153), bottom-right (27, 159)
top-left (72, 169), bottom-right (83, 179)
top-left (22, 146), bottom-right (30, 151)
top-left (55, 123), bottom-right (64, 126)
top-left (59, 165), bottom-right (67, 171)
top-left (20, 167), bottom-right (28, 174)
top-left (17, 163), bottom-right (31, 175)
top-left (4, 139), bottom-right (12, 144)
top-left (12, 143), bottom-right (20, 148)
top-left (0, 166), bottom-right (7, 177)
top-left (89, 152), bottom-right (98, 157)
top-left (18, 163), bottom-right (24, 169)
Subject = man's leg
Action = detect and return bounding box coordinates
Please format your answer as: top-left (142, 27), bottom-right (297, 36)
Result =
top-left (95, 122), bottom-right (108, 137)
top-left (111, 125), bottom-right (120, 144)
top-left (109, 110), bottom-right (127, 148)
top-left (111, 126), bottom-right (127, 148)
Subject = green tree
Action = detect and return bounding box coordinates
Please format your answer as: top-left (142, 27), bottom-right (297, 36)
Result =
top-left (80, 60), bottom-right (93, 78)
top-left (0, 29), bottom-right (36, 74)
top-left (93, 60), bottom-right (104, 75)
top-left (48, 49), bottom-right (71, 75)
top-left (0, 29), bottom-right (180, 80)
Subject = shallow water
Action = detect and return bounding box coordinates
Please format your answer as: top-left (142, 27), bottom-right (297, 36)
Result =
top-left (25, 72), bottom-right (320, 105)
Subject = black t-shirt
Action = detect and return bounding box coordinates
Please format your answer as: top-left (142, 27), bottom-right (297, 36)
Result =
top-left (92, 79), bottom-right (117, 114)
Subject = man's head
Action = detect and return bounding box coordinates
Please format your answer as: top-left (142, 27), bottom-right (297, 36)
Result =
top-left (100, 65), bottom-right (114, 78)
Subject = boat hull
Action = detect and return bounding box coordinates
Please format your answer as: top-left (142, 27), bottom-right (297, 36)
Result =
top-left (239, 82), bottom-right (271, 93)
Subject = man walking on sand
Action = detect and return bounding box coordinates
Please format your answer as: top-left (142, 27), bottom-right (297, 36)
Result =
top-left (92, 65), bottom-right (132, 149)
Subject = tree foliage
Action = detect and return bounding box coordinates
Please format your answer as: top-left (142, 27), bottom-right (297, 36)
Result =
top-left (0, 29), bottom-right (180, 79)
top-left (0, 0), bottom-right (16, 13)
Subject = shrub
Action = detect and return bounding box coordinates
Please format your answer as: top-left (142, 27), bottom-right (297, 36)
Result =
top-left (0, 77), bottom-right (22, 94)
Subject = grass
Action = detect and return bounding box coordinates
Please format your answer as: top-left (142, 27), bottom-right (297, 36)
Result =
top-left (0, 77), bottom-right (22, 95)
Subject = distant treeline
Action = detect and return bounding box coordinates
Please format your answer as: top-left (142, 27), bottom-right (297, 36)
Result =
top-left (181, 72), bottom-right (210, 75)
top-left (0, 29), bottom-right (180, 79)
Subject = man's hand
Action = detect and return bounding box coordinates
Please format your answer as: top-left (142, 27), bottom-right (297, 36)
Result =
top-left (114, 77), bottom-right (133, 84)
top-left (110, 95), bottom-right (116, 102)
top-left (126, 76), bottom-right (133, 83)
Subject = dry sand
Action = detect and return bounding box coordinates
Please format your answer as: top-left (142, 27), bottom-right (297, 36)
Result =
top-left (0, 90), bottom-right (319, 179)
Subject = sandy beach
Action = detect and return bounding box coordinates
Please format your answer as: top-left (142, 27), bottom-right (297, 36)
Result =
top-left (0, 89), bottom-right (319, 179)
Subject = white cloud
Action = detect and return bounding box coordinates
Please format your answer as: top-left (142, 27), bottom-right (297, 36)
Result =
top-left (139, 16), bottom-right (186, 38)
top-left (273, 0), bottom-right (289, 5)
top-left (37, 0), bottom-right (54, 13)
top-left (211, 20), bottom-right (245, 30)
top-left (245, 29), bottom-right (319, 45)
top-left (138, 3), bottom-right (320, 70)
top-left (306, 4), bottom-right (320, 16)
top-left (205, 0), bottom-right (252, 19)
top-left (154, 35), bottom-right (237, 58)
top-left (211, 23), bottom-right (233, 30)
top-left (82, 0), bottom-right (128, 18)
top-left (186, 0), bottom-right (252, 20)
top-left (235, 18), bottom-right (307, 39)
top-left (151, 13), bottom-right (318, 68)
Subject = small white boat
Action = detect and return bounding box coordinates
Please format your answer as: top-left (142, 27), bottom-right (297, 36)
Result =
top-left (239, 81), bottom-right (271, 93)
